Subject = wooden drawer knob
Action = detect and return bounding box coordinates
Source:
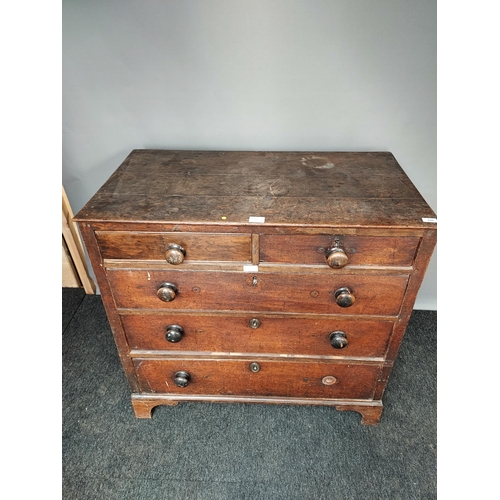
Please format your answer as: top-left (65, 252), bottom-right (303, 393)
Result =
top-left (334, 287), bottom-right (355, 307)
top-left (165, 244), bottom-right (186, 265)
top-left (157, 282), bottom-right (178, 302)
top-left (326, 247), bottom-right (348, 269)
top-left (329, 331), bottom-right (348, 349)
top-left (173, 371), bottom-right (191, 388)
top-left (165, 324), bottom-right (184, 343)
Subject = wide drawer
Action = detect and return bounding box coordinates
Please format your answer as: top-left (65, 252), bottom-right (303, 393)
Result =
top-left (133, 358), bottom-right (382, 399)
top-left (96, 231), bottom-right (252, 262)
top-left (260, 234), bottom-right (419, 267)
top-left (122, 314), bottom-right (393, 358)
top-left (107, 269), bottom-right (408, 315)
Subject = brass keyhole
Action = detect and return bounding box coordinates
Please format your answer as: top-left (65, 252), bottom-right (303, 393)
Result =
top-left (249, 318), bottom-right (261, 329)
top-left (322, 376), bottom-right (337, 386)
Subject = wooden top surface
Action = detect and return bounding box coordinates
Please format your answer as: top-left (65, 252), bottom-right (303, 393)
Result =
top-left (74, 150), bottom-right (436, 228)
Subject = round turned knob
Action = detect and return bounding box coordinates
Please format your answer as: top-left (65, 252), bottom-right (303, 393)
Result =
top-left (173, 371), bottom-right (191, 388)
top-left (165, 244), bottom-right (186, 265)
top-left (165, 324), bottom-right (184, 343)
top-left (157, 282), bottom-right (178, 302)
top-left (326, 247), bottom-right (348, 269)
top-left (329, 330), bottom-right (348, 349)
top-left (334, 287), bottom-right (355, 308)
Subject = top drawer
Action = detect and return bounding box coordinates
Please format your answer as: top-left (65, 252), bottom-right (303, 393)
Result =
top-left (260, 234), bottom-right (419, 268)
top-left (96, 231), bottom-right (252, 263)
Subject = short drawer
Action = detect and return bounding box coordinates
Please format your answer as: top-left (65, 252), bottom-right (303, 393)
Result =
top-left (107, 269), bottom-right (408, 316)
top-left (260, 234), bottom-right (419, 268)
top-left (122, 314), bottom-right (393, 358)
top-left (96, 231), bottom-right (252, 263)
top-left (133, 358), bottom-right (382, 400)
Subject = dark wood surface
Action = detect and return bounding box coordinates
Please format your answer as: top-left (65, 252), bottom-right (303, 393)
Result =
top-left (133, 357), bottom-right (382, 399)
top-left (259, 233), bottom-right (420, 266)
top-left (77, 223), bottom-right (140, 392)
top-left (96, 231), bottom-right (252, 262)
top-left (74, 150), bottom-right (436, 228)
top-left (121, 313), bottom-right (394, 359)
top-left (75, 150), bottom-right (437, 425)
top-left (107, 269), bottom-right (408, 315)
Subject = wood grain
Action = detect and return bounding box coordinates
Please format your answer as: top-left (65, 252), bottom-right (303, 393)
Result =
top-left (74, 150), bottom-right (436, 228)
top-left (133, 357), bottom-right (382, 399)
top-left (77, 223), bottom-right (140, 392)
top-left (260, 234), bottom-right (419, 266)
top-left (96, 231), bottom-right (251, 262)
top-left (107, 269), bottom-right (409, 315)
top-left (121, 313), bottom-right (394, 358)
top-left (74, 150), bottom-right (436, 425)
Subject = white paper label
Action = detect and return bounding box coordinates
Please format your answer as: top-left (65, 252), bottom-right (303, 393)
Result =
top-left (422, 217), bottom-right (437, 223)
top-left (249, 216), bottom-right (265, 223)
top-left (243, 265), bottom-right (259, 272)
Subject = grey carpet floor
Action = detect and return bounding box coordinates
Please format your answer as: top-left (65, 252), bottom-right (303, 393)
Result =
top-left (63, 287), bottom-right (86, 332)
top-left (62, 289), bottom-right (436, 500)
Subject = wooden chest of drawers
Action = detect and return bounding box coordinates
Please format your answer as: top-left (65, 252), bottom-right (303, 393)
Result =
top-left (75, 150), bottom-right (436, 425)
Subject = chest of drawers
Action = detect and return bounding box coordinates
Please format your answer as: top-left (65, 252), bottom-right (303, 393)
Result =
top-left (75, 150), bottom-right (436, 425)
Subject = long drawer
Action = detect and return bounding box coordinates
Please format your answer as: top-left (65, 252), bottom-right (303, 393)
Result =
top-left (122, 314), bottom-right (393, 358)
top-left (107, 269), bottom-right (409, 315)
top-left (133, 358), bottom-right (383, 400)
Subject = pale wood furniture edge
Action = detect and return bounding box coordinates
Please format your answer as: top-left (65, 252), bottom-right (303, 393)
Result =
top-left (62, 186), bottom-right (96, 294)
top-left (62, 236), bottom-right (80, 287)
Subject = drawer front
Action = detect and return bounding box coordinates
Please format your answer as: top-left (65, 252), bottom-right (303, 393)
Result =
top-left (96, 231), bottom-right (252, 262)
top-left (122, 314), bottom-right (393, 358)
top-left (107, 270), bottom-right (408, 315)
top-left (260, 234), bottom-right (419, 267)
top-left (133, 358), bottom-right (382, 400)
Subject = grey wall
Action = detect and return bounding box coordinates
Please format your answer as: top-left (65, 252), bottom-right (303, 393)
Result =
top-left (63, 0), bottom-right (437, 309)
